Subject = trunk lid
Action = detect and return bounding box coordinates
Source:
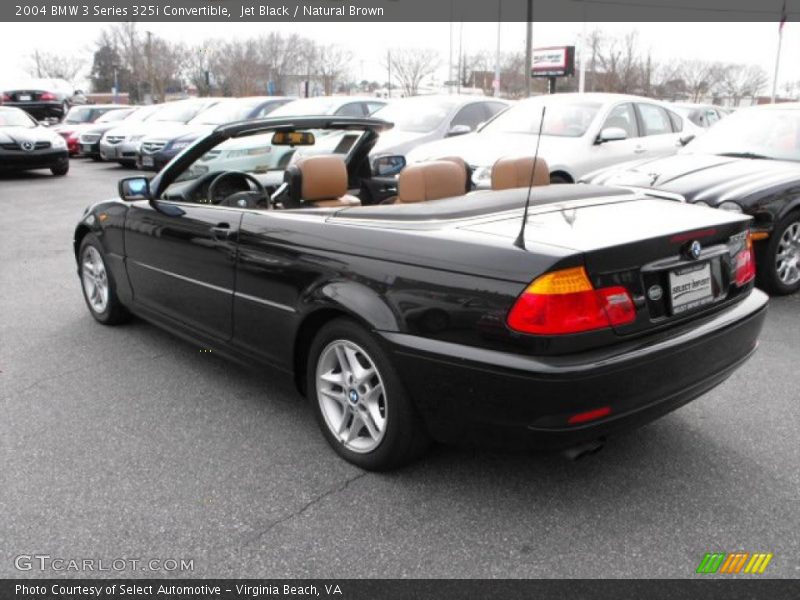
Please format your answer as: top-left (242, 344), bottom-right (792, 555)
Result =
top-left (464, 196), bottom-right (753, 335)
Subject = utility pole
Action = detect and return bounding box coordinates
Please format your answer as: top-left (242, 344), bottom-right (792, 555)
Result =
top-left (146, 30), bottom-right (154, 104)
top-left (525, 0), bottom-right (533, 97)
top-left (386, 49), bottom-right (391, 98)
top-left (493, 1), bottom-right (502, 96)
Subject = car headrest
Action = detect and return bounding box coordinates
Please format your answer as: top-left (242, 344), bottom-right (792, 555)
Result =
top-left (434, 156), bottom-right (473, 193)
top-left (284, 155), bottom-right (348, 205)
top-left (491, 156), bottom-right (550, 190)
top-left (397, 160), bottom-right (468, 204)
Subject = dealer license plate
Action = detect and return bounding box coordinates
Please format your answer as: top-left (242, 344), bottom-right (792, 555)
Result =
top-left (141, 156), bottom-right (154, 167)
top-left (18, 94), bottom-right (31, 101)
top-left (669, 262), bottom-right (713, 315)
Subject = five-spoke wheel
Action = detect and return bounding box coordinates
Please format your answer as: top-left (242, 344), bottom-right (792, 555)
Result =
top-left (308, 318), bottom-right (430, 470)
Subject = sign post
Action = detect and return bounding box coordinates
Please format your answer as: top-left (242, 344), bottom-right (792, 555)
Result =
top-left (531, 46), bottom-right (575, 94)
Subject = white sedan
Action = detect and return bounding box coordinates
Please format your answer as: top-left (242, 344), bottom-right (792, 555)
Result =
top-left (405, 92), bottom-right (702, 185)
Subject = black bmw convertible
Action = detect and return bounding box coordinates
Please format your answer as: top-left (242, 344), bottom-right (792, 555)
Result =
top-left (73, 116), bottom-right (767, 469)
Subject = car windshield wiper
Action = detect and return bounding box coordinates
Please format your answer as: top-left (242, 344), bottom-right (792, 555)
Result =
top-left (716, 151), bottom-right (772, 159)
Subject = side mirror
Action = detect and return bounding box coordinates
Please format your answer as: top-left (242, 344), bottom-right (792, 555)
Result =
top-left (679, 134), bottom-right (696, 146)
top-left (74, 90), bottom-right (84, 96)
top-left (118, 177), bottom-right (150, 201)
top-left (372, 155), bottom-right (406, 177)
top-left (446, 124), bottom-right (472, 137)
top-left (597, 127), bottom-right (628, 144)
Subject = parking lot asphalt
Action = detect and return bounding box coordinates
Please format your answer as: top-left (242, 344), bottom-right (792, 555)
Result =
top-left (1, 159), bottom-right (798, 579)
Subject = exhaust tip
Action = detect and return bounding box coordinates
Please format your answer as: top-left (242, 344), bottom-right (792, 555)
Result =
top-left (562, 438), bottom-right (605, 461)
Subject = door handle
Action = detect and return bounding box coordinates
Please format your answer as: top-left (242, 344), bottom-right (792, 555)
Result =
top-left (211, 222), bottom-right (233, 240)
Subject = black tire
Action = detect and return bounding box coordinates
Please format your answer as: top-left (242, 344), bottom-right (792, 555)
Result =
top-left (91, 155), bottom-right (103, 162)
top-left (306, 317), bottom-right (431, 471)
top-left (51, 161), bottom-right (69, 176)
top-left (78, 233), bottom-right (131, 325)
top-left (549, 173), bottom-right (571, 184)
top-left (756, 211), bottom-right (800, 296)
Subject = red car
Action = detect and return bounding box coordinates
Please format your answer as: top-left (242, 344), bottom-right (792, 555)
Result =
top-left (53, 104), bottom-right (131, 155)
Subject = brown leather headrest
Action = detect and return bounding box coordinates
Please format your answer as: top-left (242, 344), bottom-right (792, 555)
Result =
top-left (296, 155), bottom-right (348, 201)
top-left (398, 161), bottom-right (467, 204)
top-left (491, 156), bottom-right (550, 190)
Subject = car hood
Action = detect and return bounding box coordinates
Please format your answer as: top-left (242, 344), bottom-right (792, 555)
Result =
top-left (0, 126), bottom-right (59, 144)
top-left (583, 152), bottom-right (800, 207)
top-left (406, 132), bottom-right (576, 167)
top-left (371, 129), bottom-right (434, 157)
top-left (104, 120), bottom-right (186, 139)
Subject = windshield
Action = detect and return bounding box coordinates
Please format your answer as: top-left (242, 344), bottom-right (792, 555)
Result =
top-left (482, 98), bottom-right (602, 137)
top-left (188, 100), bottom-right (261, 126)
top-left (64, 107), bottom-right (104, 124)
top-left (372, 98), bottom-right (456, 133)
top-left (270, 97), bottom-right (341, 117)
top-left (126, 105), bottom-right (160, 122)
top-left (683, 108), bottom-right (800, 161)
top-left (164, 127), bottom-right (366, 195)
top-left (151, 101), bottom-right (209, 123)
top-left (0, 108), bottom-right (36, 128)
top-left (96, 109), bottom-right (133, 123)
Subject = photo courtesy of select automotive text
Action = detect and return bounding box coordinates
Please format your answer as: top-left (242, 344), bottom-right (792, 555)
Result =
top-left (1, 0), bottom-right (799, 598)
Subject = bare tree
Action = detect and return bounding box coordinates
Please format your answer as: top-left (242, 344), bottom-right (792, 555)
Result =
top-left (678, 59), bottom-right (725, 102)
top-left (149, 38), bottom-right (187, 102)
top-left (385, 48), bottom-right (440, 96)
top-left (28, 51), bottom-right (85, 83)
top-left (313, 43), bottom-right (353, 95)
top-left (720, 64), bottom-right (769, 106)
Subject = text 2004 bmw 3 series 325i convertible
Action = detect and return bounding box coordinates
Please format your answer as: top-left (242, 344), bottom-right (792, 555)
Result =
top-left (73, 116), bottom-right (768, 470)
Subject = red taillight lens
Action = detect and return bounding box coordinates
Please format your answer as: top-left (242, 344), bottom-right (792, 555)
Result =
top-left (40, 92), bottom-right (57, 101)
top-left (734, 231), bottom-right (756, 286)
top-left (507, 266), bottom-right (636, 335)
top-left (1, 93), bottom-right (10, 103)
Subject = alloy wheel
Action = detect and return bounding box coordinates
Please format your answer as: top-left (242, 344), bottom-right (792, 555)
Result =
top-left (316, 339), bottom-right (388, 453)
top-left (81, 246), bottom-right (109, 313)
top-left (775, 221), bottom-right (800, 286)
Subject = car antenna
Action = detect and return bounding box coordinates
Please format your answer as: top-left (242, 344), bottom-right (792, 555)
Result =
top-left (514, 106), bottom-right (547, 250)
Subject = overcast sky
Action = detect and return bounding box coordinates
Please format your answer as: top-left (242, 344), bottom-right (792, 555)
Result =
top-left (0, 21), bottom-right (796, 92)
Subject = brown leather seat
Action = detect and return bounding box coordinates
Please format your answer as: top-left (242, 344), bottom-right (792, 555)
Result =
top-left (286, 155), bottom-right (361, 208)
top-left (397, 160), bottom-right (468, 204)
top-left (491, 156), bottom-right (550, 190)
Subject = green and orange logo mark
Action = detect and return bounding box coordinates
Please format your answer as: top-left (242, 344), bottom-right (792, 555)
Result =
top-left (696, 552), bottom-right (773, 574)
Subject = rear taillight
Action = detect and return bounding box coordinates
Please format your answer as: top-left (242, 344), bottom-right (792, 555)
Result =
top-left (40, 92), bottom-right (57, 101)
top-left (507, 266), bottom-right (636, 335)
top-left (734, 231), bottom-right (756, 286)
top-left (0, 93), bottom-right (10, 103)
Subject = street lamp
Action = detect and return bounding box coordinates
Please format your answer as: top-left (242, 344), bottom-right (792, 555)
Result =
top-left (112, 64), bottom-right (119, 104)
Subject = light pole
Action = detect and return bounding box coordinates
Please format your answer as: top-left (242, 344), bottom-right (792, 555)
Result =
top-left (525, 0), bottom-right (533, 97)
top-left (112, 65), bottom-right (119, 104)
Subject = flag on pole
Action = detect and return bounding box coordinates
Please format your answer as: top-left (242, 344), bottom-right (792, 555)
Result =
top-left (779, 0), bottom-right (787, 33)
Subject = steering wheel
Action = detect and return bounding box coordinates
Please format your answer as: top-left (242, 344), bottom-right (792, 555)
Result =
top-left (207, 171), bottom-right (269, 209)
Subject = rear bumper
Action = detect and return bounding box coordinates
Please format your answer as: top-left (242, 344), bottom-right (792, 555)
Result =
top-left (381, 290), bottom-right (768, 449)
top-left (3, 101), bottom-right (64, 119)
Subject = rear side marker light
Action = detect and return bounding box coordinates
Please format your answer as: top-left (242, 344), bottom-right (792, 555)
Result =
top-left (568, 406), bottom-right (612, 425)
top-left (734, 231), bottom-right (756, 287)
top-left (40, 92), bottom-right (57, 101)
top-left (506, 266), bottom-right (636, 335)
